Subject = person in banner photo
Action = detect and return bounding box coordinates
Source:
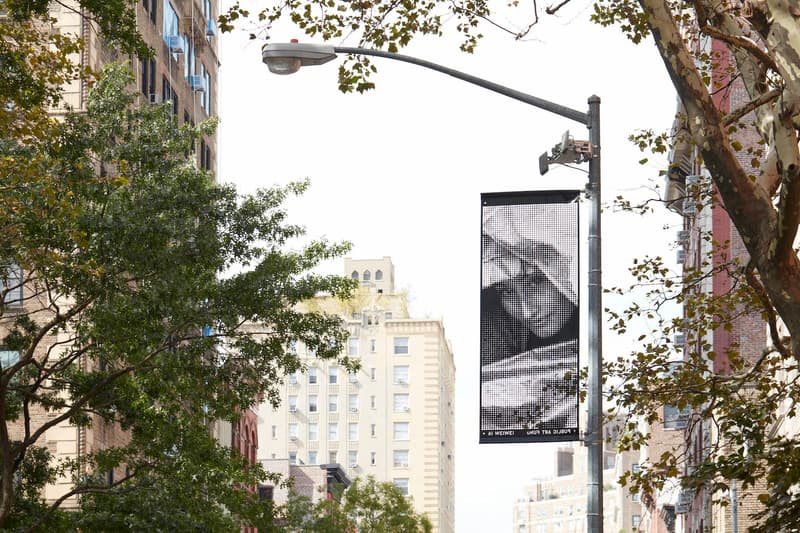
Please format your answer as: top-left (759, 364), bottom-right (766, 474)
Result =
top-left (480, 201), bottom-right (579, 433)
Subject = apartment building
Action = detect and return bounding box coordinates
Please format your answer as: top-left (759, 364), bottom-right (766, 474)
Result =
top-left (512, 418), bottom-right (641, 533)
top-left (54, 0), bottom-right (219, 175)
top-left (3, 0), bottom-right (226, 508)
top-left (257, 257), bottom-right (456, 533)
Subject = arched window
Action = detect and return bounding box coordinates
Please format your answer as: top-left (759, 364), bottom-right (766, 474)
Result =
top-left (375, 269), bottom-right (383, 281)
top-left (363, 270), bottom-right (371, 281)
top-left (351, 270), bottom-right (359, 279)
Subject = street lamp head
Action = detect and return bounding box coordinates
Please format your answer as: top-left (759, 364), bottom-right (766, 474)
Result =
top-left (261, 42), bottom-right (337, 75)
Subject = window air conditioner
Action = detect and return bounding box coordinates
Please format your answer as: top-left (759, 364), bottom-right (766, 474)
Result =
top-left (394, 378), bottom-right (406, 385)
top-left (289, 436), bottom-right (298, 441)
top-left (189, 75), bottom-right (206, 92)
top-left (403, 406), bottom-right (410, 412)
top-left (349, 463), bottom-right (358, 468)
top-left (167, 35), bottom-right (184, 54)
top-left (149, 93), bottom-right (162, 104)
top-left (350, 407), bottom-right (358, 413)
top-left (288, 406), bottom-right (297, 413)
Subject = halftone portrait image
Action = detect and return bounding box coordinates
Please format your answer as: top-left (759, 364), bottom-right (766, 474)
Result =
top-left (480, 191), bottom-right (580, 443)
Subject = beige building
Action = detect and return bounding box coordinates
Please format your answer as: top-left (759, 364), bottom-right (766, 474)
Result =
top-left (512, 421), bottom-right (643, 532)
top-left (3, 0), bottom-right (221, 508)
top-left (53, 0), bottom-right (219, 175)
top-left (257, 257), bottom-right (456, 533)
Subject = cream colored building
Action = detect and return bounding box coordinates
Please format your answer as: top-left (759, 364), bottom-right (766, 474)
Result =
top-left (512, 422), bottom-right (643, 533)
top-left (257, 257), bottom-right (456, 533)
top-left (3, 0), bottom-right (222, 508)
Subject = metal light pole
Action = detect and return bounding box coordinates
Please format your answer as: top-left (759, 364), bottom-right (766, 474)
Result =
top-left (262, 42), bottom-right (604, 532)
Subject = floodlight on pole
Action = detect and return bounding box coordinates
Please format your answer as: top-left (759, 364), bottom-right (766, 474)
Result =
top-left (261, 41), bottom-right (604, 532)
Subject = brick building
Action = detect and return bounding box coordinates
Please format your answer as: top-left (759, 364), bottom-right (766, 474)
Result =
top-left (1, 0), bottom-right (227, 509)
top-left (662, 35), bottom-right (768, 533)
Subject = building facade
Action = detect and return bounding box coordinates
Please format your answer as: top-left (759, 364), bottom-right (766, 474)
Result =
top-left (53, 0), bottom-right (219, 176)
top-left (257, 257), bottom-right (456, 533)
top-left (662, 33), bottom-right (769, 533)
top-left (512, 431), bottom-right (642, 533)
top-left (4, 0), bottom-right (223, 508)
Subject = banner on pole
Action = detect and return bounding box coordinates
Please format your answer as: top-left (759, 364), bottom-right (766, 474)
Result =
top-left (480, 190), bottom-right (580, 443)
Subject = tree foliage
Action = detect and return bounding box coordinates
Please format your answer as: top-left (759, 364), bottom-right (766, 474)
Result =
top-left (222, 0), bottom-right (800, 529)
top-left (0, 62), bottom-right (355, 530)
top-left (257, 476), bottom-right (433, 533)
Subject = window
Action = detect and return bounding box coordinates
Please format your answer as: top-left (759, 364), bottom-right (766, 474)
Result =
top-left (329, 367), bottom-right (338, 384)
top-left (348, 450), bottom-right (358, 467)
top-left (271, 425), bottom-right (277, 439)
top-left (308, 423), bottom-right (318, 441)
top-left (632, 492), bottom-right (640, 503)
top-left (393, 394), bottom-right (409, 412)
top-left (375, 269), bottom-right (383, 281)
top-left (139, 57), bottom-right (156, 98)
top-left (370, 367), bottom-right (376, 381)
top-left (349, 370), bottom-right (359, 383)
top-left (1, 264), bottom-right (22, 306)
top-left (288, 423), bottom-right (298, 439)
top-left (393, 478), bottom-right (409, 496)
top-left (384, 311), bottom-right (392, 320)
top-left (329, 451), bottom-right (338, 463)
top-left (328, 423), bottom-right (338, 441)
top-left (309, 368), bottom-right (318, 384)
top-left (200, 63), bottom-right (212, 114)
top-left (258, 485), bottom-right (274, 502)
top-left (351, 270), bottom-right (359, 279)
top-left (393, 422), bottom-right (409, 440)
top-left (348, 394), bottom-right (359, 412)
top-left (348, 422), bottom-right (358, 441)
top-left (288, 395), bottom-right (298, 412)
top-left (348, 337), bottom-right (359, 356)
top-left (393, 366), bottom-right (409, 384)
top-left (370, 339), bottom-right (376, 353)
top-left (393, 450), bottom-right (409, 468)
top-left (287, 372), bottom-right (298, 385)
top-left (631, 463), bottom-right (641, 473)
top-left (308, 451), bottom-right (317, 465)
top-left (142, 0), bottom-right (157, 24)
top-left (371, 424), bottom-right (376, 437)
top-left (363, 270), bottom-right (371, 281)
top-left (632, 515), bottom-right (641, 529)
top-left (308, 394), bottom-right (318, 413)
top-left (328, 395), bottom-right (338, 412)
top-left (183, 35), bottom-right (194, 79)
top-left (162, 2), bottom-right (179, 46)
top-left (370, 395), bottom-right (376, 409)
top-left (393, 337), bottom-right (409, 354)
top-left (289, 452), bottom-right (297, 465)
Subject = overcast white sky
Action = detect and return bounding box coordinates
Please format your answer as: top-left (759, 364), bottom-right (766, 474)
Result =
top-left (218, 1), bottom-right (679, 530)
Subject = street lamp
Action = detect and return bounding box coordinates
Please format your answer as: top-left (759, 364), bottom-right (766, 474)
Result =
top-left (262, 41), bottom-right (604, 532)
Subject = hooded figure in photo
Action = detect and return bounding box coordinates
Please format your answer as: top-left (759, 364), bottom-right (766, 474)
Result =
top-left (480, 202), bottom-right (579, 432)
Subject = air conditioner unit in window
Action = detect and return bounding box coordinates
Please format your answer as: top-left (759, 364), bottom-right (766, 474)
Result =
top-left (350, 407), bottom-right (358, 413)
top-left (403, 406), bottom-right (410, 412)
top-left (148, 93), bottom-right (162, 104)
top-left (167, 35), bottom-right (184, 53)
top-left (349, 463), bottom-right (358, 468)
top-left (189, 75), bottom-right (206, 92)
top-left (394, 378), bottom-right (406, 385)
top-left (288, 406), bottom-right (297, 413)
top-left (290, 436), bottom-right (298, 441)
